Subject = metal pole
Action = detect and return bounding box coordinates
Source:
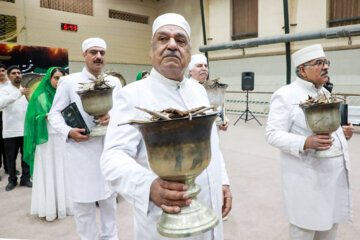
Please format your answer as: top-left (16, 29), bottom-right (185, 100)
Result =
top-left (22, 0), bottom-right (28, 43)
top-left (283, 0), bottom-right (291, 85)
top-left (200, 0), bottom-right (209, 61)
top-left (199, 25), bottom-right (360, 52)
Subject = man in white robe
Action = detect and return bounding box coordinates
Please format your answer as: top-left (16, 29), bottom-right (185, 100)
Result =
top-left (188, 54), bottom-right (229, 131)
top-left (48, 38), bottom-right (120, 240)
top-left (0, 65), bottom-right (32, 191)
top-left (265, 44), bottom-right (353, 240)
top-left (101, 13), bottom-right (232, 240)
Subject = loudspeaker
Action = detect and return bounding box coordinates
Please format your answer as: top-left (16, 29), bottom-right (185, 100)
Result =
top-left (242, 72), bottom-right (254, 91)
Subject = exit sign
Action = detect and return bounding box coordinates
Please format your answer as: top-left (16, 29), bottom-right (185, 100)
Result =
top-left (61, 23), bottom-right (78, 32)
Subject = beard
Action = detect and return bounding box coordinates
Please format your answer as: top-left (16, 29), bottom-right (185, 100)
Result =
top-left (14, 78), bottom-right (21, 84)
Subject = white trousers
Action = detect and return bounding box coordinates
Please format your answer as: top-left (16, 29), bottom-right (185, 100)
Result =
top-left (73, 194), bottom-right (118, 240)
top-left (289, 224), bottom-right (338, 240)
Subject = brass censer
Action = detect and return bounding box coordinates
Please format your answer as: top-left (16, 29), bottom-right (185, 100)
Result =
top-left (131, 113), bottom-right (219, 238)
top-left (300, 101), bottom-right (343, 158)
top-left (77, 75), bottom-right (114, 137)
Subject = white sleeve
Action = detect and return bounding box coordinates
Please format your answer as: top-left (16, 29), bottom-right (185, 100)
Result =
top-left (211, 125), bottom-right (230, 185)
top-left (0, 89), bottom-right (22, 109)
top-left (48, 78), bottom-right (72, 141)
top-left (265, 91), bottom-right (306, 157)
top-left (101, 88), bottom-right (157, 216)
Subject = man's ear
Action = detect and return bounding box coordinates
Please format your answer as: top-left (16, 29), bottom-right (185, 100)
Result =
top-left (299, 65), bottom-right (306, 78)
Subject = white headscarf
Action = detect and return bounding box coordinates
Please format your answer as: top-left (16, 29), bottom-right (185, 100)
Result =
top-left (292, 44), bottom-right (325, 67)
top-left (188, 54), bottom-right (207, 70)
top-left (82, 37), bottom-right (107, 53)
top-left (152, 13), bottom-right (191, 39)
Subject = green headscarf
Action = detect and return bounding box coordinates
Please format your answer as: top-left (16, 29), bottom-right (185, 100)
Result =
top-left (23, 67), bottom-right (58, 176)
top-left (136, 71), bottom-right (144, 81)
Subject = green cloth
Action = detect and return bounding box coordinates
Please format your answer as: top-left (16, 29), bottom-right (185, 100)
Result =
top-left (136, 71), bottom-right (144, 81)
top-left (23, 67), bottom-right (57, 176)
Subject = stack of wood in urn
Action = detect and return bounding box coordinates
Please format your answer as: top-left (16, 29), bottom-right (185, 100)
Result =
top-left (77, 75), bottom-right (114, 93)
top-left (202, 77), bottom-right (228, 89)
top-left (300, 92), bottom-right (342, 107)
top-left (130, 106), bottom-right (214, 123)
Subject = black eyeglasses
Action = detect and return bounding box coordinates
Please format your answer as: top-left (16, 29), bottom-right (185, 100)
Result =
top-left (303, 59), bottom-right (330, 68)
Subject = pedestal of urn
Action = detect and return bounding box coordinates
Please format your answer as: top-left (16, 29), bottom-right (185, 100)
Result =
top-left (132, 113), bottom-right (219, 238)
top-left (78, 88), bottom-right (113, 137)
top-left (301, 101), bottom-right (343, 158)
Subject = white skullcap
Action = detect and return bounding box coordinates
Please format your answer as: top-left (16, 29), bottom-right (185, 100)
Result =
top-left (82, 37), bottom-right (107, 53)
top-left (152, 13), bottom-right (191, 39)
top-left (188, 54), bottom-right (207, 70)
top-left (292, 44), bottom-right (325, 67)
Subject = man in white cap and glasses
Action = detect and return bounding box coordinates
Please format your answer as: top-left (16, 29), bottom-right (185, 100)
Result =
top-left (101, 13), bottom-right (232, 240)
top-left (265, 44), bottom-right (353, 240)
top-left (188, 54), bottom-right (229, 131)
top-left (49, 37), bottom-right (121, 240)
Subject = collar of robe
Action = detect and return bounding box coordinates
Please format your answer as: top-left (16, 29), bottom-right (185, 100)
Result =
top-left (295, 77), bottom-right (323, 93)
top-left (149, 68), bottom-right (186, 90)
top-left (82, 67), bottom-right (104, 81)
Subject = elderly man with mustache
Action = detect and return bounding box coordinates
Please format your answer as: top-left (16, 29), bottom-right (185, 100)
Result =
top-left (188, 54), bottom-right (229, 131)
top-left (0, 65), bottom-right (32, 191)
top-left (48, 38), bottom-right (121, 240)
top-left (188, 53), bottom-right (209, 84)
top-left (101, 13), bottom-right (232, 240)
top-left (265, 44), bottom-right (353, 240)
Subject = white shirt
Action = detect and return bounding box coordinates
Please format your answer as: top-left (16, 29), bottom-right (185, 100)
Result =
top-left (48, 67), bottom-right (122, 203)
top-left (101, 68), bottom-right (229, 240)
top-left (0, 83), bottom-right (28, 138)
top-left (189, 77), bottom-right (199, 84)
top-left (265, 77), bottom-right (352, 231)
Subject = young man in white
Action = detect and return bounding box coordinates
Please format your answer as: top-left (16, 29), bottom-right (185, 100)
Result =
top-left (49, 38), bottom-right (121, 240)
top-left (0, 65), bottom-right (31, 191)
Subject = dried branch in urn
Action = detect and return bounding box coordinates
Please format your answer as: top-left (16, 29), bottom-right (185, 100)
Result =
top-left (77, 74), bottom-right (114, 93)
top-left (300, 92), bottom-right (342, 107)
top-left (202, 77), bottom-right (228, 89)
top-left (134, 106), bottom-right (212, 122)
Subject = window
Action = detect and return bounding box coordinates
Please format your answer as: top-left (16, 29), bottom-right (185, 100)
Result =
top-left (40, 0), bottom-right (93, 16)
top-left (0, 14), bottom-right (17, 42)
top-left (328, 0), bottom-right (360, 27)
top-left (232, 0), bottom-right (258, 40)
top-left (109, 9), bottom-right (149, 24)
top-left (0, 0), bottom-right (15, 3)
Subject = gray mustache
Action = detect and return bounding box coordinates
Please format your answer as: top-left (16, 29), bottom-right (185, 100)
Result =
top-left (320, 70), bottom-right (328, 76)
top-left (199, 70), bottom-right (208, 75)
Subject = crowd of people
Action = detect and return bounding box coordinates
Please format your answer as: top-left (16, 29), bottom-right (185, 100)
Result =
top-left (0, 12), bottom-right (355, 240)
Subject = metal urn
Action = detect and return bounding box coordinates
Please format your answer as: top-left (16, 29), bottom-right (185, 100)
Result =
top-left (205, 86), bottom-right (228, 109)
top-left (205, 86), bottom-right (228, 126)
top-left (21, 72), bottom-right (45, 101)
top-left (131, 113), bottom-right (219, 238)
top-left (77, 88), bottom-right (113, 137)
top-left (300, 102), bottom-right (343, 158)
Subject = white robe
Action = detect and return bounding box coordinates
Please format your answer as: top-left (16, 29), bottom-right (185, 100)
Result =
top-left (101, 69), bottom-right (229, 240)
top-left (0, 83), bottom-right (28, 138)
top-left (265, 78), bottom-right (352, 231)
top-left (48, 67), bottom-right (122, 203)
top-left (31, 122), bottom-right (74, 221)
